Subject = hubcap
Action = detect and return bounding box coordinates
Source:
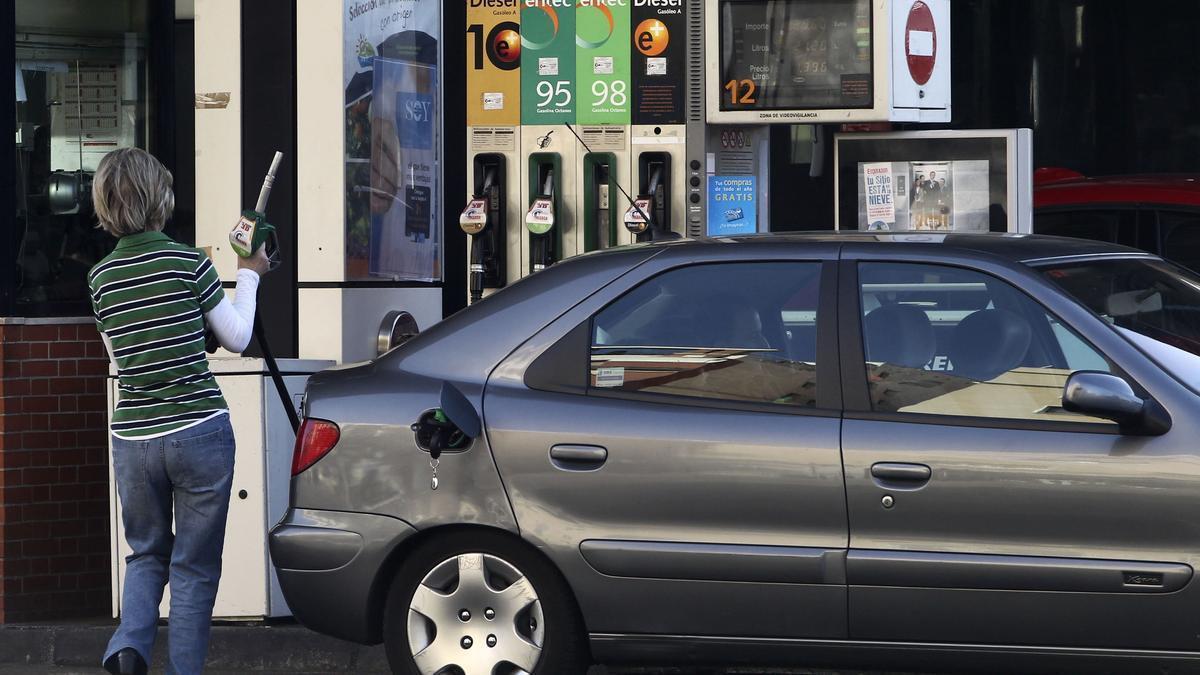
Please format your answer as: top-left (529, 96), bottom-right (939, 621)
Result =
top-left (407, 553), bottom-right (544, 675)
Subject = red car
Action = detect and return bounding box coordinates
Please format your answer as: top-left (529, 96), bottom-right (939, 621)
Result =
top-left (1034, 169), bottom-right (1200, 271)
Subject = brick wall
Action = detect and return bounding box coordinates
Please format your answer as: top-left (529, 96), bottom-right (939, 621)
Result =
top-left (0, 320), bottom-right (111, 622)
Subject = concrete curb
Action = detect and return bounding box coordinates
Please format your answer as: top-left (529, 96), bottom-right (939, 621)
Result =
top-left (0, 621), bottom-right (389, 672)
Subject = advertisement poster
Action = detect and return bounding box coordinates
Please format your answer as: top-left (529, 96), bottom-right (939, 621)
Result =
top-left (576, 0), bottom-right (631, 124)
top-left (909, 161), bottom-right (951, 230)
top-left (521, 0), bottom-right (576, 124)
top-left (466, 0), bottom-right (521, 126)
top-left (631, 0), bottom-right (685, 125)
top-left (707, 175), bottom-right (757, 236)
top-left (854, 160), bottom-right (990, 232)
top-left (863, 162), bottom-right (895, 228)
top-left (343, 0), bottom-right (440, 281)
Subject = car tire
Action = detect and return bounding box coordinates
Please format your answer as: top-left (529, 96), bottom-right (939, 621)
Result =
top-left (382, 529), bottom-right (591, 675)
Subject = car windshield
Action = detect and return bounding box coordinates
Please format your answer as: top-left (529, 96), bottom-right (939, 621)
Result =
top-left (1039, 256), bottom-right (1200, 382)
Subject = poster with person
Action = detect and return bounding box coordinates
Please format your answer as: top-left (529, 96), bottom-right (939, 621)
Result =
top-left (343, 0), bottom-right (440, 281)
top-left (910, 161), bottom-right (952, 230)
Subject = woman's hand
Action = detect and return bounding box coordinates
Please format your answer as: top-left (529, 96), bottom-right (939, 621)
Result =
top-left (237, 246), bottom-right (271, 276)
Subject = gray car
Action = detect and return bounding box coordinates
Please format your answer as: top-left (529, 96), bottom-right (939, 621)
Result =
top-left (269, 233), bottom-right (1200, 675)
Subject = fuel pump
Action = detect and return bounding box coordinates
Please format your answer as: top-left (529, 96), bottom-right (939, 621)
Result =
top-left (525, 154), bottom-right (561, 273)
top-left (624, 153), bottom-right (674, 242)
top-left (459, 154), bottom-right (508, 304)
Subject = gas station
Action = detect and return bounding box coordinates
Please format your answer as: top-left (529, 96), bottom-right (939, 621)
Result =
top-left (2, 1), bottom-right (1200, 671)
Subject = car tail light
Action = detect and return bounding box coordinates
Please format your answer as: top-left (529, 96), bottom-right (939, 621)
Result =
top-left (292, 418), bottom-right (340, 476)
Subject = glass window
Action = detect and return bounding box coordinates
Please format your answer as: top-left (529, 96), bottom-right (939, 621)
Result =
top-left (859, 263), bottom-right (1114, 425)
top-left (1041, 256), bottom-right (1200, 359)
top-left (1034, 208), bottom-right (1138, 248)
top-left (342, 1), bottom-right (441, 282)
top-left (591, 263), bottom-right (822, 408)
top-left (1158, 210), bottom-right (1200, 274)
top-left (14, 0), bottom-right (152, 316)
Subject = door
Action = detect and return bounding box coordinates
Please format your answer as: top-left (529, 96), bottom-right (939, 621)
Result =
top-left (485, 256), bottom-right (850, 639)
top-left (840, 256), bottom-right (1200, 650)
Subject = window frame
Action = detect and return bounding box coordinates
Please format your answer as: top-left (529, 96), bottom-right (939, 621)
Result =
top-left (838, 257), bottom-right (1135, 435)
top-left (527, 259), bottom-right (843, 418)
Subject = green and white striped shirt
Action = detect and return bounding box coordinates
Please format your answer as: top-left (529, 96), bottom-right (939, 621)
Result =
top-left (89, 231), bottom-right (230, 440)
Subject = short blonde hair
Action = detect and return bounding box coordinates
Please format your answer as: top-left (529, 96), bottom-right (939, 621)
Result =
top-left (92, 147), bottom-right (175, 237)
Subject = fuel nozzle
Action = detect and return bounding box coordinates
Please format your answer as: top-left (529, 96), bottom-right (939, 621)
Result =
top-left (624, 162), bottom-right (665, 241)
top-left (526, 169), bottom-right (556, 273)
top-left (459, 169), bottom-right (493, 237)
top-left (461, 168), bottom-right (496, 304)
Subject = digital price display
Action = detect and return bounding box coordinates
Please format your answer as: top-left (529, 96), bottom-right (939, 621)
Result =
top-left (717, 0), bottom-right (873, 112)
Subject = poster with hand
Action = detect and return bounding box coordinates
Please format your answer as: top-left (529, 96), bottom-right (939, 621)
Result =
top-left (344, 0), bottom-right (441, 281)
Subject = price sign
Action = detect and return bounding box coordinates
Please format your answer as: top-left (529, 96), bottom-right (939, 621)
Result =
top-left (522, 0), bottom-right (576, 124)
top-left (577, 0), bottom-right (631, 124)
top-left (466, 0), bottom-right (521, 126)
top-left (717, 0), bottom-right (873, 112)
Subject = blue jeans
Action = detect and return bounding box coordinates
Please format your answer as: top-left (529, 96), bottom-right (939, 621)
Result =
top-left (105, 414), bottom-right (236, 675)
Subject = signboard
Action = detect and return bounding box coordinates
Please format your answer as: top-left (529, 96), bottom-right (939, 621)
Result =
top-left (522, 0), bottom-right (576, 124)
top-left (717, 0), bottom-right (873, 113)
top-left (904, 0), bottom-right (937, 85)
top-left (343, 0), bottom-right (441, 281)
top-left (862, 162), bottom-right (896, 228)
top-left (631, 0), bottom-right (685, 125)
top-left (834, 129), bottom-right (1034, 233)
top-left (705, 0), bottom-right (951, 124)
top-left (467, 0), bottom-right (521, 126)
top-left (707, 175), bottom-right (757, 235)
top-left (576, 0), bottom-right (631, 124)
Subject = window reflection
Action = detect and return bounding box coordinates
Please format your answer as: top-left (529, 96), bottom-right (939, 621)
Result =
top-left (14, 1), bottom-right (150, 315)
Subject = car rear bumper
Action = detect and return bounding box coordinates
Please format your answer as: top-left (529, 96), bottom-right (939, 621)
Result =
top-left (269, 508), bottom-right (416, 644)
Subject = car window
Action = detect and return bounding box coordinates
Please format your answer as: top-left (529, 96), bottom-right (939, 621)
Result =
top-left (858, 262), bottom-right (1113, 425)
top-left (1034, 208), bottom-right (1138, 249)
top-left (1158, 210), bottom-right (1200, 273)
top-left (591, 262), bottom-right (822, 408)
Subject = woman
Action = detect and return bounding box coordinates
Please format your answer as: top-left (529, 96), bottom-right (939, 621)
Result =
top-left (89, 148), bottom-right (269, 675)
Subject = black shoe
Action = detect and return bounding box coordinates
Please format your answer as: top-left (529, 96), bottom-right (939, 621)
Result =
top-left (103, 647), bottom-right (147, 675)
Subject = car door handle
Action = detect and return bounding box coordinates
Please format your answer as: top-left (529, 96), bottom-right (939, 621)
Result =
top-left (870, 462), bottom-right (932, 489)
top-left (550, 444), bottom-right (608, 471)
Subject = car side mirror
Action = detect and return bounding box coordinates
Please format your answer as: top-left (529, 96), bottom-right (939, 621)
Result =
top-left (1062, 371), bottom-right (1171, 436)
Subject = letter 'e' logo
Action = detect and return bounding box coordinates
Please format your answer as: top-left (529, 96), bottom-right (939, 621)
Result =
top-left (634, 18), bottom-right (668, 56)
top-left (488, 22), bottom-right (521, 70)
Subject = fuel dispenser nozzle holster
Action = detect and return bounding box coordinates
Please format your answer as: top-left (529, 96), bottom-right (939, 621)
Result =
top-left (460, 157), bottom-right (507, 304)
top-left (625, 153), bottom-right (675, 242)
top-left (526, 159), bottom-right (558, 273)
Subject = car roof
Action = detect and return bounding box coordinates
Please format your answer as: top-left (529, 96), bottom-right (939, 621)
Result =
top-left (1034, 174), bottom-right (1200, 208)
top-left (603, 231), bottom-right (1151, 265)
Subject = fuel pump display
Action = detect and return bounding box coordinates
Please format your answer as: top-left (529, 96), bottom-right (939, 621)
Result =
top-left (717, 0), bottom-right (873, 112)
